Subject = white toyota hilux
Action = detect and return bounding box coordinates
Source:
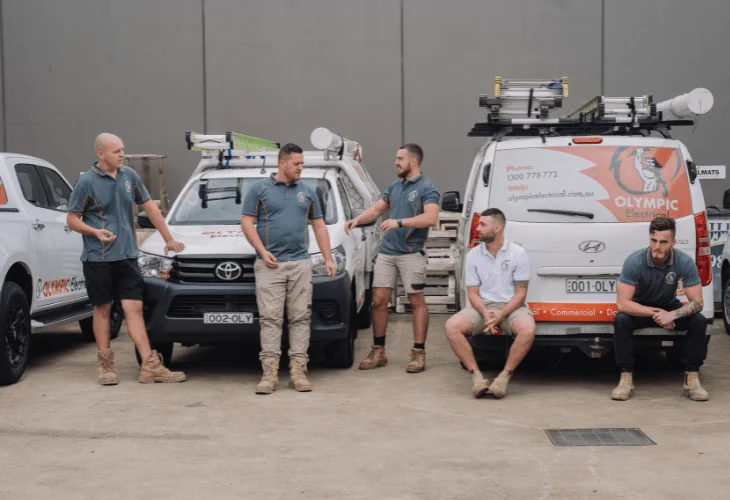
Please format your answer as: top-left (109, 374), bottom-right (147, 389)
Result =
top-left (136, 129), bottom-right (381, 368)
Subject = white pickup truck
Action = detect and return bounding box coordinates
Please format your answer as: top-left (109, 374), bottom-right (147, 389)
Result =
top-left (135, 129), bottom-right (381, 368)
top-left (0, 154), bottom-right (122, 385)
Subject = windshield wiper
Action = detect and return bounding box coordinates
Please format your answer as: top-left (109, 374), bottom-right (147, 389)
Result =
top-left (527, 208), bottom-right (594, 219)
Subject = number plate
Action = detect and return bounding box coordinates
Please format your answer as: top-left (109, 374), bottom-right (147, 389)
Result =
top-left (565, 278), bottom-right (617, 294)
top-left (203, 312), bottom-right (254, 324)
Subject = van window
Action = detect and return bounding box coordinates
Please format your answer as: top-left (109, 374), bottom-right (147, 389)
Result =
top-left (490, 146), bottom-right (692, 223)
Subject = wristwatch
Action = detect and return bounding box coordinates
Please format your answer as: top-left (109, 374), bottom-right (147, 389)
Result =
top-left (397, 219), bottom-right (403, 228)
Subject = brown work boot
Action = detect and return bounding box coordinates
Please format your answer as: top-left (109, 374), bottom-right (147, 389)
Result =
top-left (255, 358), bottom-right (280, 394)
top-left (97, 349), bottom-right (118, 386)
top-left (359, 345), bottom-right (388, 370)
top-left (472, 371), bottom-right (490, 398)
top-left (289, 358), bottom-right (313, 392)
top-left (684, 372), bottom-right (709, 401)
top-left (406, 348), bottom-right (426, 373)
top-left (138, 350), bottom-right (186, 383)
top-left (488, 370), bottom-right (512, 399)
top-left (611, 372), bottom-right (634, 401)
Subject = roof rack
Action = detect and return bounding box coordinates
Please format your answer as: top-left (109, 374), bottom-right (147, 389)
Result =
top-left (468, 77), bottom-right (713, 140)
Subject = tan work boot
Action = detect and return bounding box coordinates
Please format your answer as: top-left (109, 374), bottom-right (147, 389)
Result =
top-left (684, 372), bottom-right (709, 401)
top-left (359, 345), bottom-right (388, 370)
top-left (611, 372), bottom-right (634, 401)
top-left (97, 349), bottom-right (118, 386)
top-left (255, 358), bottom-right (280, 394)
top-left (488, 370), bottom-right (512, 399)
top-left (406, 348), bottom-right (426, 373)
top-left (472, 371), bottom-right (490, 398)
top-left (138, 350), bottom-right (186, 383)
top-left (289, 358), bottom-right (313, 392)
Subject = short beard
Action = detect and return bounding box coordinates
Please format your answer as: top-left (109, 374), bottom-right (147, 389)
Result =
top-left (480, 233), bottom-right (496, 244)
top-left (397, 167), bottom-right (410, 179)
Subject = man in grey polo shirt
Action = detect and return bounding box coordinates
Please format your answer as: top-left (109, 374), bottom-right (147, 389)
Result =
top-left (241, 143), bottom-right (336, 395)
top-left (612, 216), bottom-right (709, 401)
top-left (345, 143), bottom-right (440, 373)
top-left (67, 133), bottom-right (186, 385)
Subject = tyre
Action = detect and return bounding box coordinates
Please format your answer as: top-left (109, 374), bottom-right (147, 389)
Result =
top-left (0, 282), bottom-right (32, 385)
top-left (355, 275), bottom-right (373, 330)
top-left (325, 297), bottom-right (356, 368)
top-left (79, 300), bottom-right (123, 342)
top-left (135, 342), bottom-right (174, 367)
top-left (722, 278), bottom-right (730, 335)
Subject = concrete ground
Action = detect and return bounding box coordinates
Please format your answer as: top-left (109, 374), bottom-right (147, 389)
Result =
top-left (2, 315), bottom-right (730, 500)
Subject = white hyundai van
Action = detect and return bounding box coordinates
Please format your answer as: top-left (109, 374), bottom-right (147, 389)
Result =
top-left (443, 78), bottom-right (719, 363)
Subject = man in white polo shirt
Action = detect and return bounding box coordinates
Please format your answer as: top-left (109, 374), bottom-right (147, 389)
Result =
top-left (445, 208), bottom-right (535, 399)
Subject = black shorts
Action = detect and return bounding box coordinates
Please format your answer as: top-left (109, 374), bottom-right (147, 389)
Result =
top-left (82, 259), bottom-right (144, 306)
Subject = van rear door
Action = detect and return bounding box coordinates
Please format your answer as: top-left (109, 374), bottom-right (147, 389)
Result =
top-left (479, 136), bottom-right (701, 323)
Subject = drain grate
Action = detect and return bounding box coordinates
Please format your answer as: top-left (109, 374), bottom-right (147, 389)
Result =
top-left (545, 428), bottom-right (656, 447)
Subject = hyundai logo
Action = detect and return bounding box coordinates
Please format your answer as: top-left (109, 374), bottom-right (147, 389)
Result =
top-left (215, 261), bottom-right (242, 281)
top-left (578, 240), bottom-right (606, 253)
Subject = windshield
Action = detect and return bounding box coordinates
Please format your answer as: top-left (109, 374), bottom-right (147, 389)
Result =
top-left (170, 177), bottom-right (337, 225)
top-left (490, 145), bottom-right (692, 223)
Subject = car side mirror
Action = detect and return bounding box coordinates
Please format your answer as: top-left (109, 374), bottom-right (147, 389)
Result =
top-left (723, 189), bottom-right (730, 210)
top-left (350, 208), bottom-right (376, 227)
top-left (687, 160), bottom-right (698, 184)
top-left (441, 191), bottom-right (462, 212)
top-left (137, 211), bottom-right (154, 229)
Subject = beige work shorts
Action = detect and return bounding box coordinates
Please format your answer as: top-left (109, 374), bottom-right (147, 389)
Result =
top-left (372, 252), bottom-right (427, 294)
top-left (456, 302), bottom-right (533, 336)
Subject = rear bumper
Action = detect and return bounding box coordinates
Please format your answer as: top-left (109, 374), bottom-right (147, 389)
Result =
top-left (142, 272), bottom-right (351, 345)
top-left (469, 321), bottom-right (719, 359)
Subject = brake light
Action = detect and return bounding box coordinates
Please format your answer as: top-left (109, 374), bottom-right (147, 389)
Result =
top-left (0, 177), bottom-right (7, 205)
top-left (469, 214), bottom-right (480, 248)
top-left (572, 137), bottom-right (603, 144)
top-left (694, 211), bottom-right (712, 286)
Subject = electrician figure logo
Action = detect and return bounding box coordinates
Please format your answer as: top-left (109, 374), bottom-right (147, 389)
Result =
top-left (632, 148), bottom-right (668, 197)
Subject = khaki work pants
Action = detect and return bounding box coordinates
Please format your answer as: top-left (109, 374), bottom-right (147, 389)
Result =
top-left (254, 259), bottom-right (313, 362)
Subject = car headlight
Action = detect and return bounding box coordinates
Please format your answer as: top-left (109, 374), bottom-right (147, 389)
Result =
top-left (311, 247), bottom-right (346, 276)
top-left (138, 251), bottom-right (174, 279)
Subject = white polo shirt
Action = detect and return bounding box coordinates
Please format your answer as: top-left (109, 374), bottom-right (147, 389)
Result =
top-left (464, 239), bottom-right (531, 303)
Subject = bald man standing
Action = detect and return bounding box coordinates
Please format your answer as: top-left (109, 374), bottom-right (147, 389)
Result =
top-left (67, 133), bottom-right (186, 385)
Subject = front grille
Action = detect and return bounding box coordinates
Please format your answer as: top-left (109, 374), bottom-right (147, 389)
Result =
top-left (171, 256), bottom-right (256, 284)
top-left (168, 295), bottom-right (259, 318)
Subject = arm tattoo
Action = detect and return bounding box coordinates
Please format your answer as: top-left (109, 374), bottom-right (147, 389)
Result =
top-left (673, 299), bottom-right (702, 319)
top-left (514, 280), bottom-right (529, 289)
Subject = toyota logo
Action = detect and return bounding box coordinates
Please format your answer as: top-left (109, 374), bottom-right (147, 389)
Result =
top-left (215, 261), bottom-right (242, 281)
top-left (578, 240), bottom-right (606, 253)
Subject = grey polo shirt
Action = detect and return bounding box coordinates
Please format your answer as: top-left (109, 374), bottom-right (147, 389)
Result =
top-left (68, 164), bottom-right (151, 262)
top-left (241, 174), bottom-right (323, 262)
top-left (379, 174), bottom-right (440, 256)
top-left (618, 247), bottom-right (700, 309)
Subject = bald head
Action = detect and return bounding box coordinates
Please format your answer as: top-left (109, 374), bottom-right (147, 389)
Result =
top-left (94, 133), bottom-right (125, 171)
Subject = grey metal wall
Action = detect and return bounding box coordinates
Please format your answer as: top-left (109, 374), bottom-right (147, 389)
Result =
top-left (0, 0), bottom-right (728, 204)
top-left (605, 0), bottom-right (730, 206)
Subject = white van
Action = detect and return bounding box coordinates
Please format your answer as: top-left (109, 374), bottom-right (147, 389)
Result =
top-left (443, 79), bottom-right (719, 362)
top-left (136, 129), bottom-right (381, 368)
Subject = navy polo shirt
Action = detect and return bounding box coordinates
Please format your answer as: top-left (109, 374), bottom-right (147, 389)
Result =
top-left (241, 174), bottom-right (323, 262)
top-left (618, 247), bottom-right (701, 308)
top-left (68, 164), bottom-right (151, 262)
top-left (379, 174), bottom-right (440, 255)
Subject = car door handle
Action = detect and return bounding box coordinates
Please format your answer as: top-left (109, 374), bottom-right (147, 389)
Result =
top-left (64, 226), bottom-right (73, 232)
top-left (32, 220), bottom-right (45, 230)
